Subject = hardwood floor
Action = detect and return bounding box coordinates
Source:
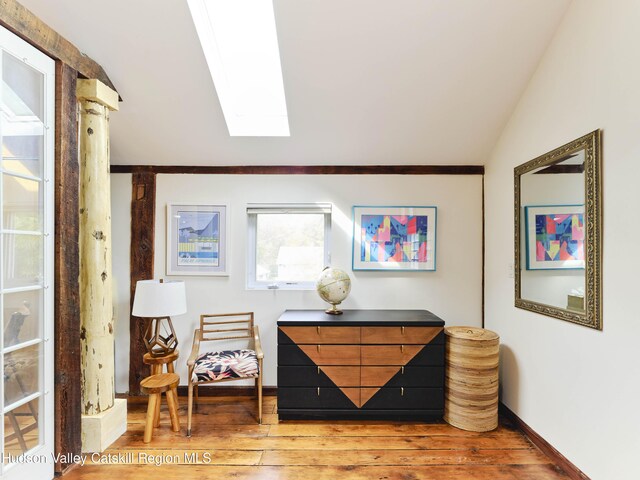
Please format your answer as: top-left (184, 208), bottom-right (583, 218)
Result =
top-left (63, 395), bottom-right (570, 479)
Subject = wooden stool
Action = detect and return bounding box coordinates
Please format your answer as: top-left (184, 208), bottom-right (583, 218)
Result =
top-left (140, 373), bottom-right (180, 443)
top-left (143, 350), bottom-right (179, 375)
top-left (143, 350), bottom-right (180, 420)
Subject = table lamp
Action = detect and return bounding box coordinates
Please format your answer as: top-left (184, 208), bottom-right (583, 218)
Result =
top-left (132, 279), bottom-right (187, 357)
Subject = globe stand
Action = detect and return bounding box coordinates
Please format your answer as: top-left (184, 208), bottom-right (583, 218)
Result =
top-left (325, 303), bottom-right (343, 315)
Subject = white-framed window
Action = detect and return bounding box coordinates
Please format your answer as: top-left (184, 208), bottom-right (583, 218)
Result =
top-left (247, 203), bottom-right (331, 290)
top-left (1, 24), bottom-right (55, 480)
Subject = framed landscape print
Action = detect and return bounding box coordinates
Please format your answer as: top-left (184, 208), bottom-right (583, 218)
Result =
top-left (166, 204), bottom-right (229, 276)
top-left (525, 205), bottom-right (584, 270)
top-left (352, 206), bottom-right (437, 271)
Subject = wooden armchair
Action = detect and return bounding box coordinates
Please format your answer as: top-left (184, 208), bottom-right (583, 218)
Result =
top-left (186, 312), bottom-right (263, 436)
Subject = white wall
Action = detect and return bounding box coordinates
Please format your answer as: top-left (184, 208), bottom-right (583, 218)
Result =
top-left (111, 174), bottom-right (132, 392)
top-left (111, 173), bottom-right (483, 392)
top-left (484, 1), bottom-right (640, 479)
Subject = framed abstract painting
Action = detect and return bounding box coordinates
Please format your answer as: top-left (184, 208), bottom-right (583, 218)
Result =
top-left (166, 203), bottom-right (229, 276)
top-left (524, 205), bottom-right (584, 270)
top-left (352, 206), bottom-right (437, 271)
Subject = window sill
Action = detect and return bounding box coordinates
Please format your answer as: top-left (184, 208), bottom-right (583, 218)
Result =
top-left (247, 283), bottom-right (316, 291)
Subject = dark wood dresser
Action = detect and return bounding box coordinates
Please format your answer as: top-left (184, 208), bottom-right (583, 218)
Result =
top-left (277, 309), bottom-right (445, 420)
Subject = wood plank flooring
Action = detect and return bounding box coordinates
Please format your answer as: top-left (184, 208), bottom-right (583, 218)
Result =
top-left (63, 395), bottom-right (570, 479)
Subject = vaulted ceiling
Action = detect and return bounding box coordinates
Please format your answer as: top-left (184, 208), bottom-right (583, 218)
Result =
top-left (19, 0), bottom-right (570, 166)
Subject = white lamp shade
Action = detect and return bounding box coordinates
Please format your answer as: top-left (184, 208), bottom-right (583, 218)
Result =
top-left (132, 280), bottom-right (187, 318)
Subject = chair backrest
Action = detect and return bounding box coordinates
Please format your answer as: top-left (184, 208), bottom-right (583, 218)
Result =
top-left (199, 312), bottom-right (254, 343)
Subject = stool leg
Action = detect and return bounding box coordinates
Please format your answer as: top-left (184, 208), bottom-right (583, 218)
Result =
top-left (144, 393), bottom-right (159, 443)
top-left (154, 393), bottom-right (161, 428)
top-left (166, 389), bottom-right (180, 432)
top-left (167, 362), bottom-right (179, 408)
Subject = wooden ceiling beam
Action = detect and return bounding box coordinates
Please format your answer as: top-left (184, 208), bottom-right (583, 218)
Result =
top-left (110, 165), bottom-right (485, 175)
top-left (0, 0), bottom-right (119, 98)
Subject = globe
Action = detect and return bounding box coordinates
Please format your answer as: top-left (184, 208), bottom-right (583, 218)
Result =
top-left (316, 267), bottom-right (352, 315)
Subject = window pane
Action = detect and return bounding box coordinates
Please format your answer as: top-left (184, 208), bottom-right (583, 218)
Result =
top-left (2, 51), bottom-right (45, 179)
top-left (4, 343), bottom-right (41, 407)
top-left (3, 398), bottom-right (40, 459)
top-left (3, 289), bottom-right (42, 347)
top-left (256, 213), bottom-right (325, 282)
top-left (2, 233), bottom-right (43, 289)
top-left (3, 174), bottom-right (42, 231)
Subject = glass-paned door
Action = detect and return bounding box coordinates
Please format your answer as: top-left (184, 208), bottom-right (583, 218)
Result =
top-left (0, 25), bottom-right (55, 480)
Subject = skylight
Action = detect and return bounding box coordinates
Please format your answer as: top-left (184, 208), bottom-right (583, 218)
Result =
top-left (187, 0), bottom-right (290, 136)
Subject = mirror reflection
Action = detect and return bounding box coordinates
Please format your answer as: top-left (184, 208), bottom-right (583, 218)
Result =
top-left (520, 151), bottom-right (585, 311)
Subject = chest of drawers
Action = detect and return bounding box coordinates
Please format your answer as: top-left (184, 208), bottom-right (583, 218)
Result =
top-left (277, 309), bottom-right (445, 420)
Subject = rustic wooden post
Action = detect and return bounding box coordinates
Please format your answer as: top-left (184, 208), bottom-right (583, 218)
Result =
top-left (129, 172), bottom-right (156, 395)
top-left (54, 61), bottom-right (82, 473)
top-left (77, 79), bottom-right (126, 452)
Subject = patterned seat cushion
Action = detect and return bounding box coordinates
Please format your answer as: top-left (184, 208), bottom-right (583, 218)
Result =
top-left (192, 349), bottom-right (259, 383)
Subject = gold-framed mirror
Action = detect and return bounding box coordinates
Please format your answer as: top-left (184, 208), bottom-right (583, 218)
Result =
top-left (514, 130), bottom-right (602, 329)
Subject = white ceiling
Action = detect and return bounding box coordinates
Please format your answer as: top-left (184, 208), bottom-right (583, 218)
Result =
top-left (18, 0), bottom-right (570, 166)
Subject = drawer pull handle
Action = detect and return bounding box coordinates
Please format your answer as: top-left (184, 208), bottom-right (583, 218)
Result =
top-left (401, 345), bottom-right (404, 353)
top-left (317, 326), bottom-right (320, 334)
top-left (401, 326), bottom-right (405, 335)
top-left (317, 366), bottom-right (320, 375)
top-left (317, 344), bottom-right (320, 353)
top-left (401, 366), bottom-right (404, 375)
top-left (401, 387), bottom-right (404, 396)
top-left (317, 387), bottom-right (320, 396)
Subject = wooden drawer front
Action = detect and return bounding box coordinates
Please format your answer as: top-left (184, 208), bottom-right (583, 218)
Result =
top-left (279, 345), bottom-right (361, 366)
top-left (361, 387), bottom-right (444, 410)
top-left (361, 326), bottom-right (444, 345)
top-left (299, 345), bottom-right (360, 365)
top-left (361, 366), bottom-right (444, 388)
top-left (278, 326), bottom-right (361, 344)
top-left (361, 345), bottom-right (444, 366)
top-left (278, 366), bottom-right (360, 387)
top-left (278, 387), bottom-right (360, 409)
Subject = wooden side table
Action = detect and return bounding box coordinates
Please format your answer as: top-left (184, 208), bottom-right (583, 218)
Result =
top-left (140, 373), bottom-right (180, 443)
top-left (143, 350), bottom-right (179, 426)
top-left (143, 350), bottom-right (179, 375)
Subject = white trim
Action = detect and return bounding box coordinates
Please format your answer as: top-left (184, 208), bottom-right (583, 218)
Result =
top-left (2, 229), bottom-right (42, 236)
top-left (1, 285), bottom-right (43, 295)
top-left (3, 392), bottom-right (41, 415)
top-left (246, 203), bottom-right (332, 215)
top-left (3, 338), bottom-right (42, 355)
top-left (0, 169), bottom-right (42, 182)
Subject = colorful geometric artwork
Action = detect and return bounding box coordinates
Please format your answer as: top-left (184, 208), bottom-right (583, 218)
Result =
top-left (525, 205), bottom-right (585, 270)
top-left (360, 215), bottom-right (429, 263)
top-left (535, 213), bottom-right (584, 262)
top-left (167, 204), bottom-right (228, 276)
top-left (353, 206), bottom-right (437, 271)
top-left (177, 211), bottom-right (220, 266)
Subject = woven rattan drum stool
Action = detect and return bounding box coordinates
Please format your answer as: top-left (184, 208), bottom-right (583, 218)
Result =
top-left (444, 326), bottom-right (500, 432)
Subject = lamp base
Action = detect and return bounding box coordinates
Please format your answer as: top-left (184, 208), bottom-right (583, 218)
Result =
top-left (144, 316), bottom-right (178, 357)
